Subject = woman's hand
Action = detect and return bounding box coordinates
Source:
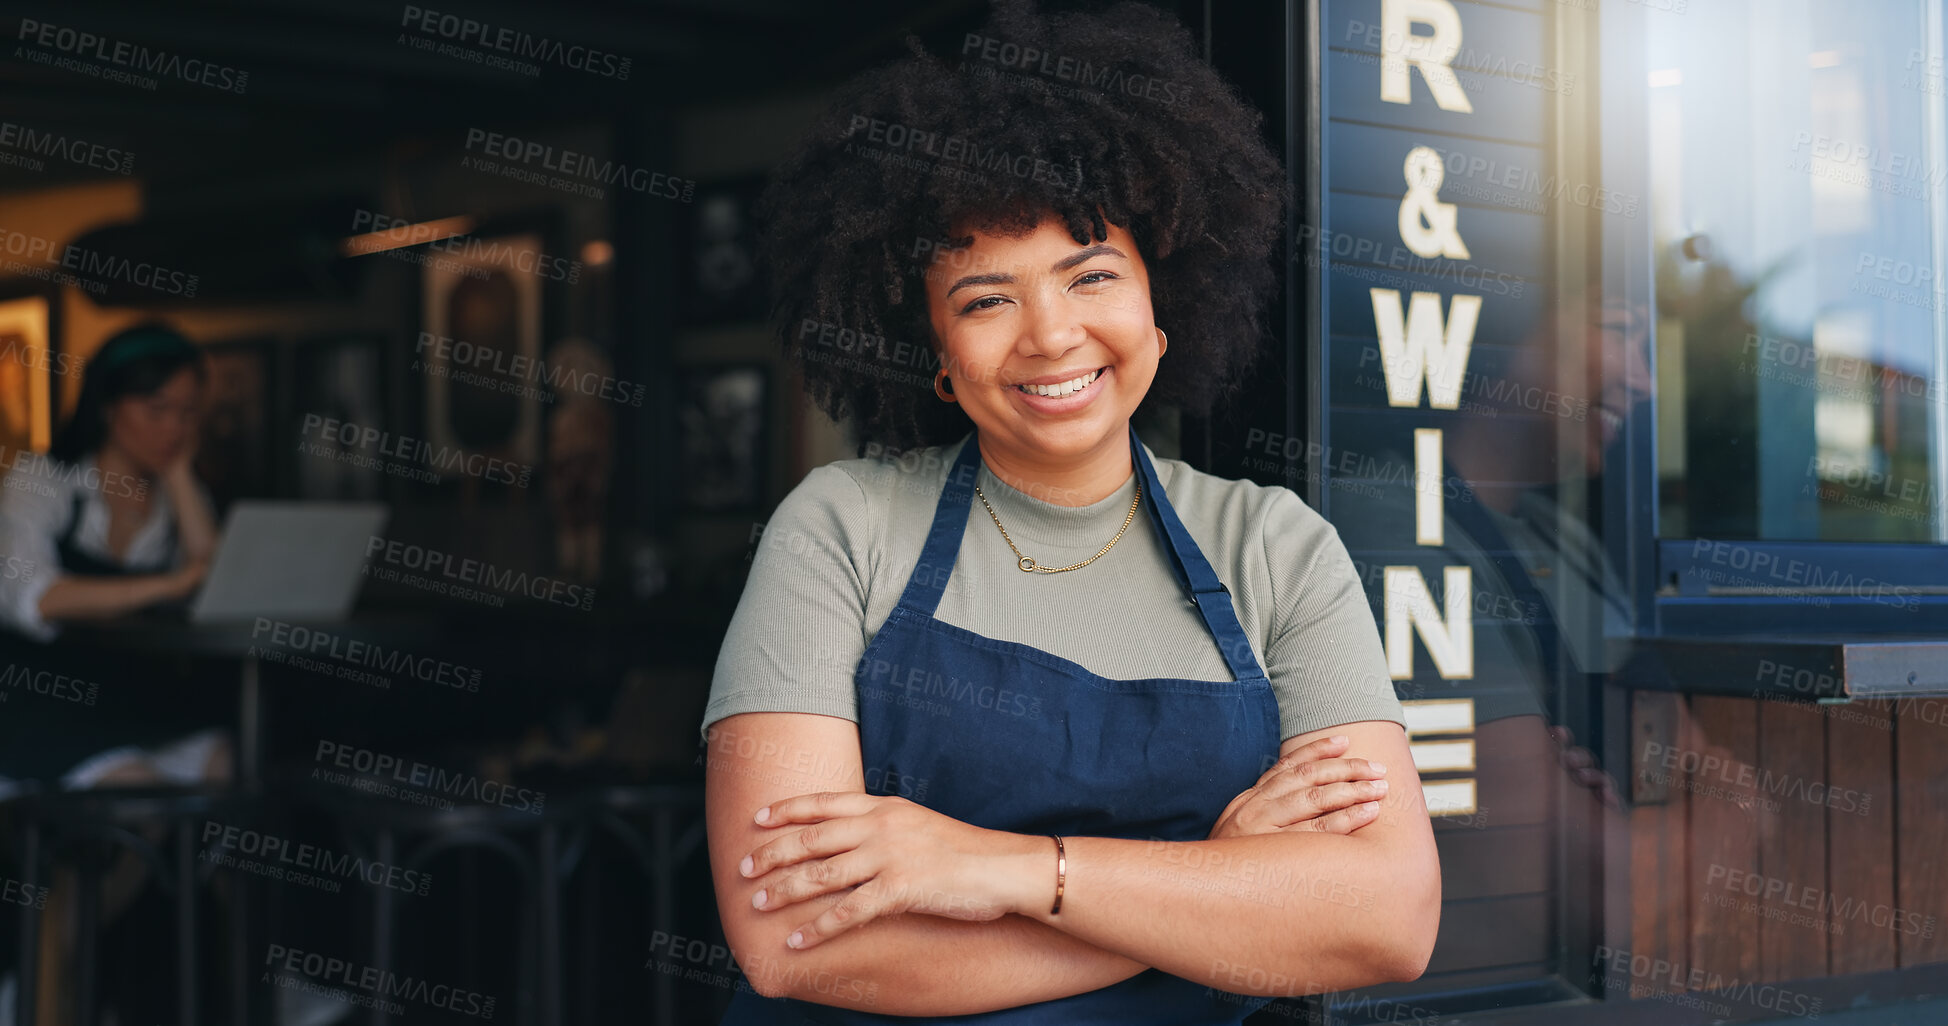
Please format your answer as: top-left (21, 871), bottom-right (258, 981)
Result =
top-left (158, 441), bottom-right (219, 563)
top-left (163, 443), bottom-right (199, 487)
top-left (156, 557), bottom-right (210, 601)
top-left (1548, 725), bottom-right (1621, 811)
top-left (739, 792), bottom-right (1043, 951)
top-left (1208, 734), bottom-right (1389, 840)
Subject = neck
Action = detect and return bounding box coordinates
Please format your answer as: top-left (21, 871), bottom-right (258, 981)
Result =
top-left (977, 427), bottom-right (1133, 508)
top-left (94, 441), bottom-right (147, 491)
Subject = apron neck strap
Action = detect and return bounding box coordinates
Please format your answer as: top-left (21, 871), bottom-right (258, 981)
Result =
top-left (891, 433), bottom-right (984, 618)
top-left (1129, 423), bottom-right (1266, 682)
top-left (892, 425), bottom-right (1270, 684)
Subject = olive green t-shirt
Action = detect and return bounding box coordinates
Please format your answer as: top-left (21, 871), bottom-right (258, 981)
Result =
top-left (700, 431), bottom-right (1406, 745)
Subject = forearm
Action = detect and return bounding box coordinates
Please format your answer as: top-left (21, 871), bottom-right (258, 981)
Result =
top-left (37, 574), bottom-right (169, 621)
top-left (1008, 831), bottom-right (1439, 996)
top-left (711, 714), bottom-right (1148, 1015)
top-left (162, 468), bottom-right (217, 560)
top-left (743, 893), bottom-right (1146, 1015)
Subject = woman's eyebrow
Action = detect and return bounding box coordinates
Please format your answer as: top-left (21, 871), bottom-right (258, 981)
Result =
top-left (946, 272), bottom-right (1015, 298)
top-left (944, 244), bottom-right (1129, 297)
top-left (1051, 243), bottom-right (1126, 272)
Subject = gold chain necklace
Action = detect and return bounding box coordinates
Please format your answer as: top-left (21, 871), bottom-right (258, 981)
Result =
top-left (974, 477), bottom-right (1143, 573)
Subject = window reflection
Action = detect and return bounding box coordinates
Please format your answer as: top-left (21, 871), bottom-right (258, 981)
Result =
top-left (1649, 0), bottom-right (1948, 542)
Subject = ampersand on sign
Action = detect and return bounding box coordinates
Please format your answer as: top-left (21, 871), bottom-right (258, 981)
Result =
top-left (1398, 146), bottom-right (1471, 260)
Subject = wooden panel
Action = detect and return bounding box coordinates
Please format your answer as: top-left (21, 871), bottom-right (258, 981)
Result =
top-left (1329, 272), bottom-right (1545, 340)
top-left (1630, 691), bottom-right (1689, 995)
top-left (1827, 700), bottom-right (1898, 974)
top-left (1435, 825), bottom-right (1549, 901)
top-left (1623, 690), bottom-right (1948, 993)
top-left (1329, 413), bottom-right (1554, 482)
top-left (1321, 52), bottom-right (1546, 146)
top-left (1327, 0), bottom-right (1546, 65)
top-left (1326, 192), bottom-right (1546, 280)
top-left (1427, 895), bottom-right (1551, 973)
top-left (1687, 695), bottom-right (1761, 984)
top-left (1756, 698), bottom-right (1828, 981)
top-left (1468, 716), bottom-right (1554, 828)
top-left (1329, 342), bottom-right (1566, 421)
top-left (1325, 121), bottom-right (1547, 216)
top-left (1897, 696), bottom-right (1948, 966)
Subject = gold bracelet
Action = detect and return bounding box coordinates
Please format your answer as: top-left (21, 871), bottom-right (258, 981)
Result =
top-left (1049, 834), bottom-right (1065, 916)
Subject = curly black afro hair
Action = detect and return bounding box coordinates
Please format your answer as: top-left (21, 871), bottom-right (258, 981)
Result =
top-left (757, 0), bottom-right (1288, 454)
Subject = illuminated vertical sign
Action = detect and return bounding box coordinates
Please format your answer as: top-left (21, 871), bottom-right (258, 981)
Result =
top-left (1382, 2), bottom-right (1477, 808)
top-left (1377, 0), bottom-right (1477, 688)
top-left (1400, 698), bottom-right (1477, 816)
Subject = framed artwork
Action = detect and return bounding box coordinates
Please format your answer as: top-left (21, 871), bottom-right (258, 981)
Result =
top-left (0, 289), bottom-right (58, 459)
top-left (417, 230), bottom-right (547, 485)
top-left (679, 177), bottom-right (765, 325)
top-left (292, 332), bottom-right (387, 502)
top-left (675, 364), bottom-right (768, 511)
top-left (195, 335), bottom-right (277, 512)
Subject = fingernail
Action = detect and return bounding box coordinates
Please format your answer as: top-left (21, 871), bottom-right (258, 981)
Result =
top-left (754, 807), bottom-right (770, 825)
top-left (1370, 762), bottom-right (1386, 775)
top-left (1373, 780), bottom-right (1389, 794)
top-left (740, 855), bottom-right (754, 877)
top-left (1364, 801), bottom-right (1381, 812)
top-left (752, 889), bottom-right (767, 909)
top-left (1330, 735), bottom-right (1348, 744)
top-left (786, 931), bottom-right (803, 949)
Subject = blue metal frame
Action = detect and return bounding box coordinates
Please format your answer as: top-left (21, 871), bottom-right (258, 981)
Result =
top-left (1598, 0), bottom-right (1661, 643)
top-left (1601, 2), bottom-right (1948, 640)
top-left (1298, 0), bottom-right (1605, 1020)
top-left (1656, 540), bottom-right (1948, 635)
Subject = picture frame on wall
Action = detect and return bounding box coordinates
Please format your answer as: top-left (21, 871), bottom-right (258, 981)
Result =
top-left (675, 363), bottom-right (768, 512)
top-left (195, 335), bottom-right (278, 513)
top-left (0, 286), bottom-right (60, 460)
top-left (416, 229), bottom-right (548, 492)
top-left (291, 332), bottom-right (388, 502)
top-left (679, 177), bottom-right (766, 325)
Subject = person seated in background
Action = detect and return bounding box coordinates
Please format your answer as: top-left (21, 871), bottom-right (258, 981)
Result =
top-left (1, 321), bottom-right (215, 641)
top-left (0, 322), bottom-right (236, 1026)
top-left (0, 320), bottom-right (232, 788)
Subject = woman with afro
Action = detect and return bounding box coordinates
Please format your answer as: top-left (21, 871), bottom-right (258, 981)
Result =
top-left (700, 2), bottom-right (1441, 1021)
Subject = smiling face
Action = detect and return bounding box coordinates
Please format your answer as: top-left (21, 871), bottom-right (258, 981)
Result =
top-left (923, 214), bottom-right (1161, 469)
top-left (1590, 299), bottom-right (1652, 474)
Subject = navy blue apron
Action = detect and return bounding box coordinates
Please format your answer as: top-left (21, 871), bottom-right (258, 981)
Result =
top-left (720, 422), bottom-right (1282, 1024)
top-left (55, 488), bottom-right (176, 577)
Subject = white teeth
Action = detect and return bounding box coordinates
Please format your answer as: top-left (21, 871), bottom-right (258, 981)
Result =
top-left (1016, 368), bottom-right (1101, 397)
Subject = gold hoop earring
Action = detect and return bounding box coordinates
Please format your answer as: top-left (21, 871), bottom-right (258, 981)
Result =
top-left (934, 368), bottom-right (958, 403)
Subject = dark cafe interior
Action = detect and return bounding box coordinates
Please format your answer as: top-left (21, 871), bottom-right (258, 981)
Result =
top-left (4, 0), bottom-right (1948, 1024)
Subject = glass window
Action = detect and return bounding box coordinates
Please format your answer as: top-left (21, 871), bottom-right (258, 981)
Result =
top-left (1647, 0), bottom-right (1948, 543)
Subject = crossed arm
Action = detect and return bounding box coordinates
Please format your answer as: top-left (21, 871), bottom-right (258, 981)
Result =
top-left (704, 711), bottom-right (1441, 1017)
top-left (22, 457), bottom-right (219, 624)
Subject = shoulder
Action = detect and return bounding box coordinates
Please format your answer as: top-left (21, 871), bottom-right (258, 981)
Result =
top-left (0, 453), bottom-right (77, 523)
top-left (762, 436), bottom-right (967, 552)
top-left (805, 436), bottom-right (969, 517)
top-left (1154, 454), bottom-right (1343, 578)
top-left (779, 459), bottom-right (871, 514)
